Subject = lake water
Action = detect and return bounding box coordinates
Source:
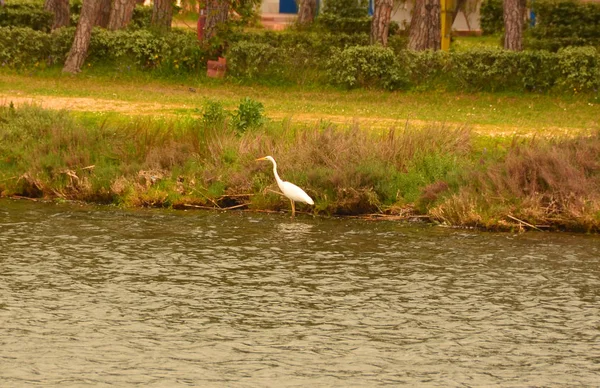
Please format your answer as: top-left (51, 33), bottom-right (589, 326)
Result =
top-left (1, 199), bottom-right (599, 386)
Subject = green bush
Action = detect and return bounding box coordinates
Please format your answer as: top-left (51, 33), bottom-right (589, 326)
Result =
top-left (0, 0), bottom-right (54, 32)
top-left (226, 41), bottom-right (280, 79)
top-left (225, 32), bottom-right (369, 84)
top-left (130, 5), bottom-right (153, 29)
top-left (0, 27), bottom-right (56, 68)
top-left (229, 31), bottom-right (369, 60)
top-left (556, 46), bottom-right (600, 91)
top-left (325, 45), bottom-right (600, 93)
top-left (527, 0), bottom-right (600, 50)
top-left (201, 99), bottom-right (227, 129)
top-left (327, 45), bottom-right (409, 90)
top-left (314, 0), bottom-right (370, 34)
top-left (398, 49), bottom-right (448, 87)
top-left (480, 0), bottom-right (504, 35)
top-left (448, 47), bottom-right (600, 92)
top-left (0, 26), bottom-right (207, 72)
top-left (0, 0), bottom-right (153, 31)
top-left (89, 28), bottom-right (207, 71)
top-left (314, 13), bottom-right (372, 35)
top-left (231, 97), bottom-right (265, 135)
top-left (450, 48), bottom-right (519, 91)
top-left (321, 0), bottom-right (369, 17)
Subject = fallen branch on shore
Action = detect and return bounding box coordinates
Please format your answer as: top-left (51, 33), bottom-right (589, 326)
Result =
top-left (507, 214), bottom-right (545, 232)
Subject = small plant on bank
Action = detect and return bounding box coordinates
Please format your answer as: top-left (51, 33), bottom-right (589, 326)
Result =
top-left (231, 97), bottom-right (265, 135)
top-left (200, 98), bottom-right (227, 129)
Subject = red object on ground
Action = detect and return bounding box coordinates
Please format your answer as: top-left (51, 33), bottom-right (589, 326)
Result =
top-left (207, 57), bottom-right (227, 78)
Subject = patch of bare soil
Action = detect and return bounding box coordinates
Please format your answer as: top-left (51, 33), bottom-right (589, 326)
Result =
top-left (1, 94), bottom-right (179, 115)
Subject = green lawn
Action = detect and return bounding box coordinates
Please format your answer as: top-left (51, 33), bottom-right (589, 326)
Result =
top-left (1, 68), bottom-right (599, 137)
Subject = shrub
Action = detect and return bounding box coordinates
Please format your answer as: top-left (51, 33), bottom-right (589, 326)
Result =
top-left (225, 31), bottom-right (370, 84)
top-left (314, 13), bottom-right (372, 35)
top-left (397, 49), bottom-right (448, 88)
top-left (327, 45), bottom-right (408, 90)
top-left (450, 48), bottom-right (531, 91)
top-left (130, 5), bottom-right (153, 30)
top-left (0, 0), bottom-right (155, 32)
top-left (315, 0), bottom-right (370, 34)
top-left (226, 41), bottom-right (280, 79)
top-left (555, 46), bottom-right (600, 91)
top-left (480, 0), bottom-right (504, 35)
top-left (0, 0), bottom-right (54, 32)
top-left (0, 25), bottom-right (207, 72)
top-left (0, 27), bottom-right (55, 68)
top-left (526, 0), bottom-right (600, 50)
top-left (231, 97), bottom-right (265, 135)
top-left (201, 99), bottom-right (227, 129)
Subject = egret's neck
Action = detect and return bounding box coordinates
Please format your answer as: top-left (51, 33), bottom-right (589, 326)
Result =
top-left (270, 159), bottom-right (284, 187)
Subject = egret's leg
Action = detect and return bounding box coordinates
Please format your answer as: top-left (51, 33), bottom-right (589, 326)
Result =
top-left (290, 199), bottom-right (295, 217)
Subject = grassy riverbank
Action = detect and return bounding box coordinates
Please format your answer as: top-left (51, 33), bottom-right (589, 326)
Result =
top-left (1, 96), bottom-right (600, 232)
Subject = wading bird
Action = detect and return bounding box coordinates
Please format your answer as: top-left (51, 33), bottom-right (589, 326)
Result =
top-left (256, 156), bottom-right (314, 217)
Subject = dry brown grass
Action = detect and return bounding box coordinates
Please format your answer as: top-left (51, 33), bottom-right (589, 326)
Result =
top-left (228, 121), bottom-right (472, 214)
top-left (431, 132), bottom-right (600, 231)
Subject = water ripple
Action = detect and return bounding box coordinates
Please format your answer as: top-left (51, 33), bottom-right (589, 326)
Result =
top-left (1, 199), bottom-right (599, 386)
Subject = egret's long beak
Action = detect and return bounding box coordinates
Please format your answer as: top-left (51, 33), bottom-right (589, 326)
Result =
top-left (255, 157), bottom-right (267, 161)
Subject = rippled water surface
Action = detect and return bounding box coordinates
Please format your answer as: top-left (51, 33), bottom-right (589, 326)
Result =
top-left (1, 199), bottom-right (599, 386)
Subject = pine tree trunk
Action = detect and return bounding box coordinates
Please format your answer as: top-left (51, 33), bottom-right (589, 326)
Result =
top-left (108, 0), bottom-right (136, 30)
top-left (203, 0), bottom-right (229, 40)
top-left (408, 0), bottom-right (441, 51)
top-left (44, 0), bottom-right (70, 30)
top-left (503, 0), bottom-right (523, 51)
top-left (94, 0), bottom-right (111, 27)
top-left (370, 0), bottom-right (393, 46)
top-left (63, 0), bottom-right (100, 73)
top-left (297, 0), bottom-right (317, 25)
top-left (151, 0), bottom-right (173, 31)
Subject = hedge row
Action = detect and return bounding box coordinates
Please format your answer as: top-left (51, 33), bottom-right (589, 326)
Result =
top-left (228, 43), bottom-right (600, 93)
top-left (526, 0), bottom-right (600, 51)
top-left (0, 0), bottom-right (54, 32)
top-left (0, 1), bottom-right (152, 32)
top-left (0, 26), bottom-right (207, 71)
top-left (479, 0), bottom-right (503, 35)
top-left (1, 25), bottom-right (598, 93)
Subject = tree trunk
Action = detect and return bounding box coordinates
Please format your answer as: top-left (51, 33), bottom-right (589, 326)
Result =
top-left (95, 0), bottom-right (111, 27)
top-left (108, 0), bottom-right (137, 30)
top-left (44, 0), bottom-right (70, 30)
top-left (297, 0), bottom-right (317, 25)
top-left (408, 0), bottom-right (441, 51)
top-left (151, 0), bottom-right (173, 31)
top-left (63, 0), bottom-right (101, 73)
top-left (203, 0), bottom-right (229, 40)
top-left (503, 0), bottom-right (523, 51)
top-left (370, 0), bottom-right (393, 46)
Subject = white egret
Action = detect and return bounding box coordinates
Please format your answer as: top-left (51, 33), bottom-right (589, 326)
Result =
top-left (256, 156), bottom-right (314, 217)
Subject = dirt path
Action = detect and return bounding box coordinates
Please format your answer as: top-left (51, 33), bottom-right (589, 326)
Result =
top-left (2, 94), bottom-right (180, 115)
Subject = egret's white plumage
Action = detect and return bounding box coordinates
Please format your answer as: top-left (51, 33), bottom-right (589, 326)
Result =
top-left (256, 156), bottom-right (314, 216)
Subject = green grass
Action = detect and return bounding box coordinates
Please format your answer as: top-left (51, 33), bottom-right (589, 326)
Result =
top-left (451, 34), bottom-right (503, 52)
top-left (1, 68), bottom-right (599, 137)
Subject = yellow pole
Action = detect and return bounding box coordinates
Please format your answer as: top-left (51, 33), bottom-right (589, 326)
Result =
top-left (441, 0), bottom-right (453, 51)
